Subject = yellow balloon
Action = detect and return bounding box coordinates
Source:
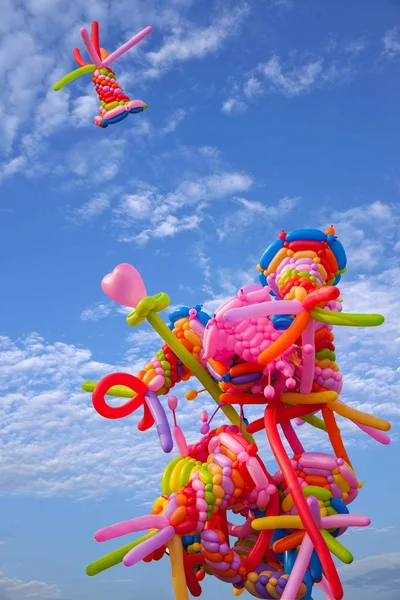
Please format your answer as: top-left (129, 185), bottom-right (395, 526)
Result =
top-left (167, 535), bottom-right (190, 600)
top-left (282, 391), bottom-right (338, 405)
top-left (330, 401), bottom-right (391, 431)
top-left (252, 516), bottom-right (303, 531)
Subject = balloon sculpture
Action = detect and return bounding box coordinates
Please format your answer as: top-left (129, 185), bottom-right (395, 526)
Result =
top-left (53, 21), bottom-right (152, 128)
top-left (83, 227), bottom-right (390, 600)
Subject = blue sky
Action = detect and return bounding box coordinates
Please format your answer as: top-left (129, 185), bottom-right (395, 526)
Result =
top-left (0, 0), bottom-right (399, 599)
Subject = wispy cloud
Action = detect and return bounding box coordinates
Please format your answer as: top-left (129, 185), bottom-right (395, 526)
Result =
top-left (160, 108), bottom-right (187, 134)
top-left (114, 171), bottom-right (254, 244)
top-left (382, 26), bottom-right (400, 58)
top-left (339, 552), bottom-right (400, 600)
top-left (344, 38), bottom-right (367, 54)
top-left (68, 194), bottom-right (110, 223)
top-left (221, 97), bottom-right (247, 115)
top-left (0, 569), bottom-right (62, 600)
top-left (218, 195), bottom-right (300, 239)
top-left (260, 55), bottom-right (324, 96)
top-left (80, 302), bottom-right (113, 321)
top-left (244, 76), bottom-right (263, 98)
top-left (143, 4), bottom-right (250, 79)
top-left (324, 200), bottom-right (400, 270)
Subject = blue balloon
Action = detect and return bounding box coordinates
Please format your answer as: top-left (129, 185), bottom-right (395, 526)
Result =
top-left (270, 529), bottom-right (286, 562)
top-left (328, 238), bottom-right (347, 270)
top-left (303, 569), bottom-right (313, 599)
top-left (259, 239), bottom-right (284, 269)
top-left (309, 549), bottom-right (322, 580)
top-left (259, 272), bottom-right (268, 287)
top-left (169, 306), bottom-right (190, 324)
top-left (197, 310), bottom-right (211, 326)
top-left (286, 229), bottom-right (326, 242)
top-left (330, 497), bottom-right (349, 515)
top-left (102, 111), bottom-right (130, 126)
top-left (284, 548), bottom-right (297, 574)
top-left (271, 314), bottom-right (293, 330)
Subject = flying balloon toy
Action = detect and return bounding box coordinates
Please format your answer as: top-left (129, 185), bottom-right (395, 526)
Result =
top-left (83, 227), bottom-right (390, 600)
top-left (53, 21), bottom-right (152, 128)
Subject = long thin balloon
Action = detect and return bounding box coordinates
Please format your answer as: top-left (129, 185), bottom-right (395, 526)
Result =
top-left (322, 405), bottom-right (352, 467)
top-left (224, 299), bottom-right (303, 323)
top-left (53, 65), bottom-right (96, 91)
top-left (263, 400), bottom-right (343, 599)
top-left (80, 27), bottom-right (103, 67)
top-left (258, 310), bottom-right (311, 365)
top-left (310, 308), bottom-right (384, 327)
top-left (124, 526), bottom-right (175, 566)
top-left (103, 26), bottom-right (153, 66)
top-left (282, 533), bottom-right (313, 599)
top-left (86, 530), bottom-right (158, 575)
top-left (167, 535), bottom-right (190, 600)
top-left (330, 401), bottom-right (391, 431)
top-left (336, 400), bottom-right (391, 444)
top-left (300, 318), bottom-right (315, 394)
top-left (144, 391), bottom-right (173, 453)
top-left (95, 515), bottom-right (169, 542)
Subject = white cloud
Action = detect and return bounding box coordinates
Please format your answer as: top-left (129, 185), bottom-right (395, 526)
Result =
top-left (144, 4), bottom-right (250, 78)
top-left (69, 194), bottom-right (110, 223)
top-left (344, 38), bottom-right (367, 54)
top-left (382, 26), bottom-right (400, 58)
top-left (0, 570), bottom-right (61, 600)
top-left (244, 76), bottom-right (263, 98)
top-left (0, 156), bottom-right (26, 181)
top-left (325, 201), bottom-right (400, 271)
top-left (260, 55), bottom-right (324, 96)
top-left (114, 171), bottom-right (253, 244)
top-left (218, 195), bottom-right (300, 239)
top-left (221, 98), bottom-right (247, 114)
top-left (71, 94), bottom-right (98, 128)
top-left (66, 139), bottom-right (127, 184)
top-left (160, 108), bottom-right (187, 134)
top-left (339, 552), bottom-right (400, 600)
top-left (0, 331), bottom-right (219, 498)
top-left (80, 302), bottom-right (113, 321)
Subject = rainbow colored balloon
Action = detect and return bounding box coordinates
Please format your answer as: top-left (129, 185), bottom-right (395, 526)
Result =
top-left (83, 227), bottom-right (390, 600)
top-left (53, 21), bottom-right (152, 128)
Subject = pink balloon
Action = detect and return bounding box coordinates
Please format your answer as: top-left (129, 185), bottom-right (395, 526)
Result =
top-left (123, 526), bottom-right (175, 567)
top-left (95, 514), bottom-right (169, 542)
top-left (101, 263), bottom-right (147, 307)
top-left (300, 319), bottom-right (315, 394)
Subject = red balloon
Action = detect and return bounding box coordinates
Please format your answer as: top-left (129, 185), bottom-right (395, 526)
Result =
top-left (92, 372), bottom-right (149, 419)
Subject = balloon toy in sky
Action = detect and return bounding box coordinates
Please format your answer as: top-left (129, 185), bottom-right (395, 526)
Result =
top-left (83, 227), bottom-right (390, 600)
top-left (53, 21), bottom-right (152, 128)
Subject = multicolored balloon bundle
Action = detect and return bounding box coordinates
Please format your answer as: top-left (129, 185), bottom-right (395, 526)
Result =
top-left (83, 227), bottom-right (391, 600)
top-left (53, 21), bottom-right (151, 128)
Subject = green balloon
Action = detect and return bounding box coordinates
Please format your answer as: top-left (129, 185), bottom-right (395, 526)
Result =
top-left (86, 530), bottom-right (158, 576)
top-left (311, 308), bottom-right (385, 327)
top-left (53, 65), bottom-right (96, 91)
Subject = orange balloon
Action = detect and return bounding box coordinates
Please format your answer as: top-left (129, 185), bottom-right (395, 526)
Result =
top-left (258, 311), bottom-right (311, 366)
top-left (322, 405), bottom-right (352, 468)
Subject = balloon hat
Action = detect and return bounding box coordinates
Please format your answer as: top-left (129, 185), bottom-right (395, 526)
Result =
top-left (53, 21), bottom-right (152, 128)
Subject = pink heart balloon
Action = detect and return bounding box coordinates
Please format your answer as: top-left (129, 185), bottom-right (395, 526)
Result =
top-left (101, 263), bottom-right (147, 307)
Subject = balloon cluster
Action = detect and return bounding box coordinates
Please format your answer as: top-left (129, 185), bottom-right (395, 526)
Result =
top-left (83, 227), bottom-right (391, 600)
top-left (53, 21), bottom-right (151, 127)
